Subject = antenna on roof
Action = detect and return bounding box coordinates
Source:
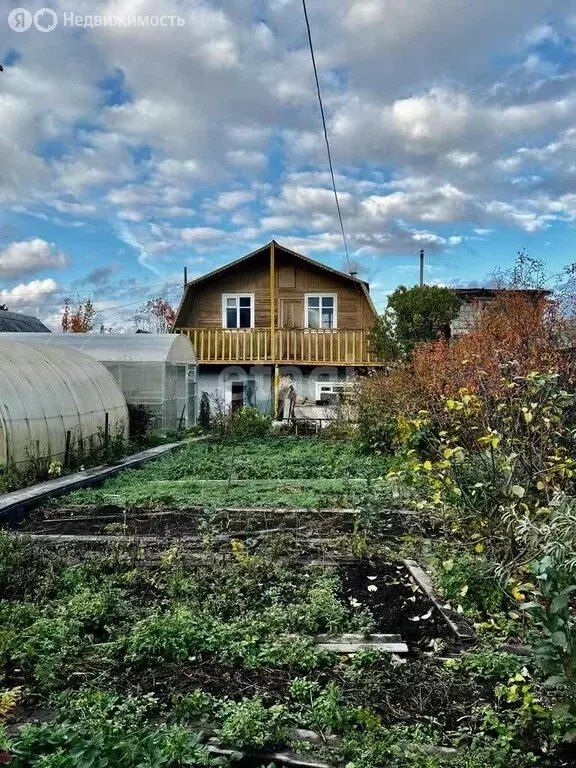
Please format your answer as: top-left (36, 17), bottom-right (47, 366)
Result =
top-left (183, 266), bottom-right (188, 287)
top-left (419, 249), bottom-right (424, 287)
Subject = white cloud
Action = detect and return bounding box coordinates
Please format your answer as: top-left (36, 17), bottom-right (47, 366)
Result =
top-left (214, 190), bottom-right (255, 210)
top-left (0, 278), bottom-right (60, 311)
top-left (179, 227), bottom-right (227, 243)
top-left (0, 239), bottom-right (68, 278)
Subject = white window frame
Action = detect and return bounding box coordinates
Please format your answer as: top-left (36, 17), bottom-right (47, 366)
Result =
top-left (305, 293), bottom-right (338, 330)
top-left (316, 381), bottom-right (350, 401)
top-left (221, 293), bottom-right (255, 329)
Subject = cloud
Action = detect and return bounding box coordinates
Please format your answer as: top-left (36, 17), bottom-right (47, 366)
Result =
top-left (214, 190), bottom-right (255, 210)
top-left (73, 266), bottom-right (119, 287)
top-left (179, 227), bottom-right (227, 243)
top-left (1, 0), bottom-right (575, 293)
top-left (0, 278), bottom-right (60, 312)
top-left (0, 239), bottom-right (68, 278)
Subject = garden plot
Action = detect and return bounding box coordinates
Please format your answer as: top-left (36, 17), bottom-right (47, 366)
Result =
top-left (1, 531), bottom-right (481, 768)
top-left (0, 437), bottom-right (492, 767)
top-left (47, 437), bottom-right (395, 510)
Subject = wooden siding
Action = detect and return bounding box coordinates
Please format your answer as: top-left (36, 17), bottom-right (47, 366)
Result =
top-left (174, 244), bottom-right (380, 366)
top-left (178, 248), bottom-right (374, 331)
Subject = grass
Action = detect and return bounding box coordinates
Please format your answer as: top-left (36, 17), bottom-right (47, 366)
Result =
top-left (65, 437), bottom-right (393, 509)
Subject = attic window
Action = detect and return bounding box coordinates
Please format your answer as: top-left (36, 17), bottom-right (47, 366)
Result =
top-left (306, 294), bottom-right (337, 329)
top-left (222, 294), bottom-right (254, 328)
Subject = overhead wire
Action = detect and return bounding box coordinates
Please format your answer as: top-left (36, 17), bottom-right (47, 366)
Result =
top-left (301, 0), bottom-right (352, 274)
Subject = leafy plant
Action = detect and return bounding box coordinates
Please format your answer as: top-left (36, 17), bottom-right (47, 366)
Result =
top-left (218, 697), bottom-right (287, 750)
top-left (522, 556), bottom-right (576, 743)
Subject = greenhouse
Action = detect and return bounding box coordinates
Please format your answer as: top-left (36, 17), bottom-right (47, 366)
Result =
top-left (4, 334), bottom-right (198, 432)
top-left (0, 339), bottom-right (128, 470)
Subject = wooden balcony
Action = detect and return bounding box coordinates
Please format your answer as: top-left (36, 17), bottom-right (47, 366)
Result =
top-left (175, 327), bottom-right (383, 366)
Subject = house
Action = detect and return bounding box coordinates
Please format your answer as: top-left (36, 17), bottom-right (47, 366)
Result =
top-left (173, 240), bottom-right (382, 419)
top-left (450, 287), bottom-right (550, 337)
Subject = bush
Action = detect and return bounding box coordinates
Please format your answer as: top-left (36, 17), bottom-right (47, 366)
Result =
top-left (198, 392), bottom-right (211, 431)
top-left (232, 406), bottom-right (272, 437)
top-left (435, 551), bottom-right (506, 616)
top-left (128, 403), bottom-right (153, 444)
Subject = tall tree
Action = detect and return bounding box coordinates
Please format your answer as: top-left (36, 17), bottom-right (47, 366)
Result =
top-left (370, 285), bottom-right (462, 360)
top-left (61, 298), bottom-right (95, 333)
top-left (133, 297), bottom-right (176, 334)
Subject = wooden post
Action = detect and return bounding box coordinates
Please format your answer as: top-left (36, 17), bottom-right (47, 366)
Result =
top-left (104, 412), bottom-right (109, 450)
top-left (64, 430), bottom-right (71, 467)
top-left (270, 241), bottom-right (279, 418)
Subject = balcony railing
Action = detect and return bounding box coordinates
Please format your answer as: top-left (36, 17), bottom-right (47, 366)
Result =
top-left (175, 327), bottom-right (383, 366)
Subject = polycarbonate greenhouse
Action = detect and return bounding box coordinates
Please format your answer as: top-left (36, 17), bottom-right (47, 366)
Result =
top-left (5, 334), bottom-right (198, 432)
top-left (0, 340), bottom-right (128, 470)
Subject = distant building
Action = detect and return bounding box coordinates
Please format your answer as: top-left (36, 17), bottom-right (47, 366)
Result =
top-left (0, 310), bottom-right (51, 333)
top-left (450, 288), bottom-right (550, 337)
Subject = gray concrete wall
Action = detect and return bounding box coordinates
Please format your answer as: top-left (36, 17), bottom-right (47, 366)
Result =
top-left (197, 364), bottom-right (356, 416)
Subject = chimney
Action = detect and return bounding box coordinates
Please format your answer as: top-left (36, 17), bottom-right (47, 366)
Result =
top-left (419, 249), bottom-right (424, 287)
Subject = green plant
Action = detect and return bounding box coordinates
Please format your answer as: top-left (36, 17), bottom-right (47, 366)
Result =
top-left (522, 556), bottom-right (576, 743)
top-left (435, 551), bottom-right (506, 616)
top-left (198, 393), bottom-right (211, 431)
top-left (232, 407), bottom-right (272, 438)
top-left (218, 697), bottom-right (287, 750)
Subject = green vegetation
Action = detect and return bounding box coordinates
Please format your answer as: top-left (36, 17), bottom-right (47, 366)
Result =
top-left (370, 284), bottom-right (462, 360)
top-left (4, 279), bottom-right (576, 768)
top-left (66, 437), bottom-right (392, 508)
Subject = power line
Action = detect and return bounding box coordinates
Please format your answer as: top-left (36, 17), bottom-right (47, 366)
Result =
top-left (301, 0), bottom-right (352, 274)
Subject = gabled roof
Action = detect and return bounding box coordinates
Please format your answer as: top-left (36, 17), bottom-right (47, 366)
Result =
top-left (176, 240), bottom-right (377, 321)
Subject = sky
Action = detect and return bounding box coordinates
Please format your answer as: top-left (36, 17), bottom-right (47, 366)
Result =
top-left (1, 0), bottom-right (575, 329)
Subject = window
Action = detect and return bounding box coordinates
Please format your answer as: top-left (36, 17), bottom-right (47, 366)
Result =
top-left (222, 294), bottom-right (254, 328)
top-left (316, 381), bottom-right (350, 404)
top-left (305, 294), bottom-right (337, 329)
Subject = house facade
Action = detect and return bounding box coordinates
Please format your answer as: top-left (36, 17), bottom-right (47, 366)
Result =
top-left (173, 241), bottom-right (382, 419)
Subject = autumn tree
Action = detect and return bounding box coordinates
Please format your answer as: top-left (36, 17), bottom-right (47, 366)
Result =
top-left (61, 298), bottom-right (95, 333)
top-left (412, 292), bottom-right (565, 399)
top-left (133, 297), bottom-right (176, 334)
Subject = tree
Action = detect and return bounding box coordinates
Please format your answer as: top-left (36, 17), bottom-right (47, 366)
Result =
top-left (61, 298), bottom-right (95, 333)
top-left (370, 285), bottom-right (462, 360)
top-left (199, 392), bottom-right (211, 431)
top-left (133, 297), bottom-right (176, 334)
top-left (412, 292), bottom-right (564, 398)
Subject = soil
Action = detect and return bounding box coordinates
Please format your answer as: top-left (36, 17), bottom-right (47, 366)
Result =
top-left (18, 504), bottom-right (422, 540)
top-left (336, 558), bottom-right (454, 648)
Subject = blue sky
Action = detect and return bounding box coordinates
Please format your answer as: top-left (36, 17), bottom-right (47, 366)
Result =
top-left (1, 0), bottom-right (575, 328)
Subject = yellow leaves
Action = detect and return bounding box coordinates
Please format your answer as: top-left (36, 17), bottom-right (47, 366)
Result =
top-left (422, 460), bottom-right (433, 471)
top-left (511, 587), bottom-right (525, 601)
top-left (474, 543), bottom-right (484, 554)
top-left (511, 485), bottom-right (526, 498)
top-left (442, 559), bottom-right (454, 572)
top-left (478, 432), bottom-right (500, 449)
top-left (460, 584), bottom-right (469, 597)
top-left (0, 687), bottom-right (21, 720)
